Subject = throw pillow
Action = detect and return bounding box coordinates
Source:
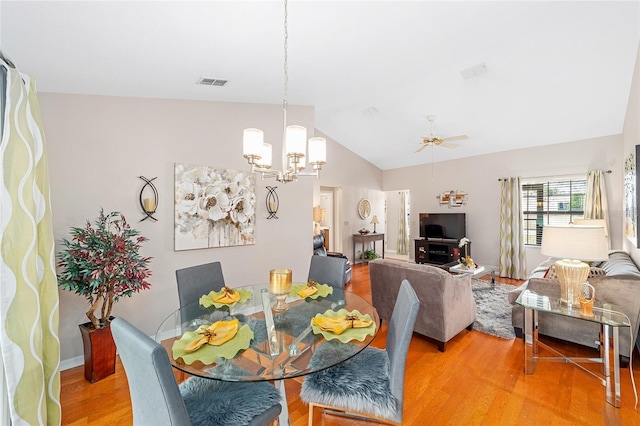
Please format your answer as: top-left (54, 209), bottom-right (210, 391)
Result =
top-left (544, 266), bottom-right (558, 280)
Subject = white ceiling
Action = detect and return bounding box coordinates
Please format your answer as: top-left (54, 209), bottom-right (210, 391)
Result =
top-left (1, 1), bottom-right (639, 170)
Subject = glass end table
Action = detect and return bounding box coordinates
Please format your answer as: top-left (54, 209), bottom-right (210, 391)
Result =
top-left (516, 288), bottom-right (630, 407)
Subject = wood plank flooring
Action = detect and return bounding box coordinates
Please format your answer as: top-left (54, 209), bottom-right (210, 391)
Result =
top-left (60, 262), bottom-right (640, 425)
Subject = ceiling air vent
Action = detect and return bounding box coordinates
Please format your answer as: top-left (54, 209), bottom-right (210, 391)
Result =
top-left (197, 77), bottom-right (228, 87)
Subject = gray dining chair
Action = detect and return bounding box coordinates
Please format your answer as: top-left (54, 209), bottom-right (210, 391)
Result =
top-left (176, 261), bottom-right (226, 306)
top-left (111, 317), bottom-right (282, 426)
top-left (301, 279), bottom-right (419, 425)
top-left (308, 255), bottom-right (349, 289)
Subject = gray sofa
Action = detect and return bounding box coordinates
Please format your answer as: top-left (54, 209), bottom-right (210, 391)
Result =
top-left (369, 259), bottom-right (476, 352)
top-left (508, 251), bottom-right (640, 362)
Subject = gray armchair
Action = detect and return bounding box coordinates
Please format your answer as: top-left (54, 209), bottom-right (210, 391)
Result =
top-left (369, 259), bottom-right (476, 352)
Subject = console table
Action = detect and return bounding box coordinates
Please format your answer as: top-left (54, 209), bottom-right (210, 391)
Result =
top-left (353, 233), bottom-right (384, 265)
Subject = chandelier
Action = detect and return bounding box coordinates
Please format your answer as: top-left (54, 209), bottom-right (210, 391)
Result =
top-left (242, 0), bottom-right (326, 183)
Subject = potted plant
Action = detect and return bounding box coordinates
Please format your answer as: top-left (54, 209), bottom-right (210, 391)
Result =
top-left (57, 209), bottom-right (152, 382)
top-left (363, 249), bottom-right (379, 260)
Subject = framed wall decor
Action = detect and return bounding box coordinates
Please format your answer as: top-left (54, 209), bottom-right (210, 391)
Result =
top-left (624, 145), bottom-right (639, 247)
top-left (174, 163), bottom-right (256, 250)
top-left (358, 198), bottom-right (371, 219)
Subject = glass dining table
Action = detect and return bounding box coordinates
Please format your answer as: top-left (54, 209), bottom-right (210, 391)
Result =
top-left (155, 283), bottom-right (380, 425)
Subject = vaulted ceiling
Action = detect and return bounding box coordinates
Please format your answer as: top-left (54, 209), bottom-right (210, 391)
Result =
top-left (1, 1), bottom-right (638, 170)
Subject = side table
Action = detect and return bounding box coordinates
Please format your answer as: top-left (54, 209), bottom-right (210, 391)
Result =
top-left (352, 233), bottom-right (385, 265)
top-left (516, 288), bottom-right (630, 407)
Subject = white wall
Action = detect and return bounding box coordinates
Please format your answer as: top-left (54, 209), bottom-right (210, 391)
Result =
top-left (313, 130), bottom-right (385, 260)
top-left (383, 135), bottom-right (623, 274)
top-left (39, 93), bottom-right (383, 367)
top-left (622, 44), bottom-right (640, 263)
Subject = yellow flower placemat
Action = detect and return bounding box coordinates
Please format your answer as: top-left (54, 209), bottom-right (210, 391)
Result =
top-left (310, 309), bottom-right (376, 343)
top-left (172, 323), bottom-right (253, 365)
top-left (290, 282), bottom-right (333, 299)
top-left (200, 287), bottom-right (252, 308)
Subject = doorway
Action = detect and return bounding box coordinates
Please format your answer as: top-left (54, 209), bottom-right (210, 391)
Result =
top-left (384, 190), bottom-right (410, 261)
top-left (320, 186), bottom-right (341, 252)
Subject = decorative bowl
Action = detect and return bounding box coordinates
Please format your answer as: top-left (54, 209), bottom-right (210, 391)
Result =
top-left (358, 229), bottom-right (370, 235)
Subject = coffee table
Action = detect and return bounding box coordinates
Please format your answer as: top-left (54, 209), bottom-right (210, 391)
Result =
top-left (516, 288), bottom-right (630, 407)
top-left (447, 263), bottom-right (498, 289)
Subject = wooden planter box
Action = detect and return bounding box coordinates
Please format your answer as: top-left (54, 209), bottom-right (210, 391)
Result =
top-left (79, 318), bottom-right (116, 383)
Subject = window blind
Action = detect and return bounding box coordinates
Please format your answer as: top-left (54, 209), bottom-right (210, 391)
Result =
top-left (521, 175), bottom-right (587, 246)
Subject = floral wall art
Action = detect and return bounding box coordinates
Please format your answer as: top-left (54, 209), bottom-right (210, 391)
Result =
top-left (174, 163), bottom-right (256, 250)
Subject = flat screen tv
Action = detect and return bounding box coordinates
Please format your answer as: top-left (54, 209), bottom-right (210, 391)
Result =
top-left (419, 213), bottom-right (466, 241)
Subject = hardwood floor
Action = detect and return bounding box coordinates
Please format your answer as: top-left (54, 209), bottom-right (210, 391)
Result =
top-left (60, 263), bottom-right (640, 425)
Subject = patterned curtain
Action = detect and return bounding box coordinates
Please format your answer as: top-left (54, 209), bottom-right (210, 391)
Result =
top-left (585, 170), bottom-right (611, 249)
top-left (0, 52), bottom-right (61, 424)
top-left (499, 177), bottom-right (527, 279)
top-left (396, 191), bottom-right (408, 255)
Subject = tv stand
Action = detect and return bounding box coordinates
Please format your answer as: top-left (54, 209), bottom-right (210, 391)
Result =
top-left (415, 239), bottom-right (469, 265)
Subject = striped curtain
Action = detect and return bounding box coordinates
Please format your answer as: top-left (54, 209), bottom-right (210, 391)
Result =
top-left (499, 177), bottom-right (527, 279)
top-left (396, 191), bottom-right (409, 255)
top-left (585, 170), bottom-right (611, 249)
top-left (0, 53), bottom-right (61, 424)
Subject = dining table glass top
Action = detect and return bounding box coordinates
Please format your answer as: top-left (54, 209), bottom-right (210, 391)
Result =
top-left (155, 283), bottom-right (380, 382)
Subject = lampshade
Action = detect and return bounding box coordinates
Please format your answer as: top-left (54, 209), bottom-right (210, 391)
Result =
top-left (242, 128), bottom-right (263, 157)
top-left (285, 125), bottom-right (307, 156)
top-left (573, 219), bottom-right (610, 249)
top-left (257, 143), bottom-right (272, 168)
top-left (313, 206), bottom-right (326, 222)
top-left (370, 215), bottom-right (380, 225)
top-left (540, 225), bottom-right (608, 261)
top-left (308, 137), bottom-right (327, 165)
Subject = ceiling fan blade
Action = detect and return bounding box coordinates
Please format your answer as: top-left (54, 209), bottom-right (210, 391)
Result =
top-left (414, 144), bottom-right (428, 153)
top-left (439, 142), bottom-right (458, 149)
top-left (442, 134), bottom-right (469, 143)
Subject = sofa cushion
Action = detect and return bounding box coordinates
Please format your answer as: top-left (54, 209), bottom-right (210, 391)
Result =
top-left (600, 252), bottom-right (640, 278)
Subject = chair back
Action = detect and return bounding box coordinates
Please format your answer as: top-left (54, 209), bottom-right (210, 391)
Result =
top-left (111, 317), bottom-right (191, 426)
top-left (308, 255), bottom-right (348, 289)
top-left (176, 261), bottom-right (226, 306)
top-left (386, 280), bottom-right (419, 417)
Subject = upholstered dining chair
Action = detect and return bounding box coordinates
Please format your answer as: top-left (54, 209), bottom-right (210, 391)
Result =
top-left (308, 255), bottom-right (349, 289)
top-left (176, 261), bottom-right (226, 306)
top-left (301, 279), bottom-right (419, 425)
top-left (111, 317), bottom-right (282, 426)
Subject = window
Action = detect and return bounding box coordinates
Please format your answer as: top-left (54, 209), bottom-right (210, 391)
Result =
top-left (521, 176), bottom-right (586, 245)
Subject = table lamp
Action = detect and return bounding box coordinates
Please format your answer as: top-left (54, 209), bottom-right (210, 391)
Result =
top-left (540, 225), bottom-right (608, 307)
top-left (370, 215), bottom-right (380, 233)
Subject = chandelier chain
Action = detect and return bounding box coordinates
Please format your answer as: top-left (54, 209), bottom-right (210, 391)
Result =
top-left (283, 0), bottom-right (289, 113)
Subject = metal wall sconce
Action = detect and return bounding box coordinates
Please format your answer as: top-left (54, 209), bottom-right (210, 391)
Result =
top-left (266, 186), bottom-right (279, 219)
top-left (437, 190), bottom-right (468, 208)
top-left (139, 176), bottom-right (158, 221)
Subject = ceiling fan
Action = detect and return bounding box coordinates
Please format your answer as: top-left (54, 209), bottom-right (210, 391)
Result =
top-left (415, 115), bottom-right (469, 153)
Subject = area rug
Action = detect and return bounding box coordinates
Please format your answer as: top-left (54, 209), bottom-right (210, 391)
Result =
top-left (471, 279), bottom-right (516, 339)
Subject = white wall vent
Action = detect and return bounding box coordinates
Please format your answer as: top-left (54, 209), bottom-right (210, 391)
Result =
top-left (197, 78), bottom-right (228, 86)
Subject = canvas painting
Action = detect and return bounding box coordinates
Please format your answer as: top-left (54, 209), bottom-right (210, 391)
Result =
top-left (624, 147), bottom-right (638, 246)
top-left (174, 163), bottom-right (256, 250)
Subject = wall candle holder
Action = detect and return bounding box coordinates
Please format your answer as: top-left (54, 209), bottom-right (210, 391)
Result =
top-left (139, 176), bottom-right (158, 222)
top-left (266, 186), bottom-right (279, 219)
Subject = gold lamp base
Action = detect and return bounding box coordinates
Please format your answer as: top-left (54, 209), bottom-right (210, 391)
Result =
top-left (554, 259), bottom-right (590, 307)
